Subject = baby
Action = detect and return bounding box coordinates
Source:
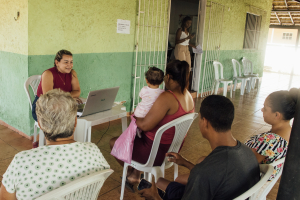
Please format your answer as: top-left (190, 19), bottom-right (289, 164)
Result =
top-left (135, 67), bottom-right (165, 137)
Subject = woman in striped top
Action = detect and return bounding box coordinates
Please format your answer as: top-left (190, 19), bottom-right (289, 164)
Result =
top-left (245, 90), bottom-right (296, 180)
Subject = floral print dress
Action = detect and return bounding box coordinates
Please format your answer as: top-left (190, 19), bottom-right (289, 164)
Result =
top-left (245, 132), bottom-right (288, 181)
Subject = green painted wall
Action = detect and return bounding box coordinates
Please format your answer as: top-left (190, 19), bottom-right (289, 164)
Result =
top-left (0, 51), bottom-right (30, 134)
top-left (199, 0), bottom-right (273, 92)
top-left (0, 0), bottom-right (29, 135)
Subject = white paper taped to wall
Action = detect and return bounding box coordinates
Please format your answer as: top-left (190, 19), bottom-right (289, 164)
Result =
top-left (117, 19), bottom-right (130, 34)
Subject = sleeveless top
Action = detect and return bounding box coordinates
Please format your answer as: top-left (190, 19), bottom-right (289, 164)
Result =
top-left (145, 90), bottom-right (195, 144)
top-left (37, 67), bottom-right (72, 97)
top-left (178, 31), bottom-right (189, 46)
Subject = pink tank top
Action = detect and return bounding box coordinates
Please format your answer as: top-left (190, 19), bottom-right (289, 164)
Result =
top-left (37, 67), bottom-right (72, 97)
top-left (145, 90), bottom-right (195, 144)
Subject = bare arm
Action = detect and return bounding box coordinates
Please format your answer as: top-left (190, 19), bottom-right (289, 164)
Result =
top-left (166, 152), bottom-right (195, 171)
top-left (41, 70), bottom-right (54, 95)
top-left (0, 184), bottom-right (17, 200)
top-left (70, 70), bottom-right (81, 98)
top-left (251, 148), bottom-right (267, 163)
top-left (135, 92), bottom-right (172, 131)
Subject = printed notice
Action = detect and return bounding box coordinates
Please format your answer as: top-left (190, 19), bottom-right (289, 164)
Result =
top-left (117, 19), bottom-right (130, 34)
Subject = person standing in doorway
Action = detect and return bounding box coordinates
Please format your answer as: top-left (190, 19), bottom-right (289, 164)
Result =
top-left (174, 16), bottom-right (196, 70)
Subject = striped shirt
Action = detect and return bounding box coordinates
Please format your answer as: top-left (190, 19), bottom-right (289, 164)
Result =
top-left (245, 132), bottom-right (288, 181)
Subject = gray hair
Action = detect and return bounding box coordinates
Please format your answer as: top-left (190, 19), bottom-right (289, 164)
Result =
top-left (36, 89), bottom-right (77, 141)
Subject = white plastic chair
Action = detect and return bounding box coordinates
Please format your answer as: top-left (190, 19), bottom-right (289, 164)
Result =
top-left (233, 164), bottom-right (274, 200)
top-left (242, 57), bottom-right (260, 93)
top-left (212, 61), bottom-right (233, 98)
top-left (36, 169), bottom-right (114, 200)
top-left (256, 157), bottom-right (285, 200)
top-left (231, 59), bottom-right (250, 95)
top-left (120, 113), bottom-right (198, 200)
top-left (24, 75), bottom-right (43, 145)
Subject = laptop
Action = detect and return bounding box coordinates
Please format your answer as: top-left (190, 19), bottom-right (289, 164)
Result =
top-left (77, 87), bottom-right (120, 117)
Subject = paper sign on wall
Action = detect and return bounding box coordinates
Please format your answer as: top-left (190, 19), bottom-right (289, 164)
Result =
top-left (117, 19), bottom-right (130, 34)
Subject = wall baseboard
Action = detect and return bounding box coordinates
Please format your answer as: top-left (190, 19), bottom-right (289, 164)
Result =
top-left (0, 119), bottom-right (32, 140)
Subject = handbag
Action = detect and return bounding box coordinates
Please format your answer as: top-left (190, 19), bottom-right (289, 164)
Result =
top-left (111, 115), bottom-right (137, 164)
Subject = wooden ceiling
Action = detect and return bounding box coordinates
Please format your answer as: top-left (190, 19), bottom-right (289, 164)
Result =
top-left (271, 0), bottom-right (300, 26)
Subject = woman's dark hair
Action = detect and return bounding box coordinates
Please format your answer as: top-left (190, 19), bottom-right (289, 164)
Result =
top-left (145, 66), bottom-right (164, 85)
top-left (268, 90), bottom-right (296, 120)
top-left (166, 60), bottom-right (189, 94)
top-left (54, 49), bottom-right (73, 67)
top-left (181, 16), bottom-right (192, 32)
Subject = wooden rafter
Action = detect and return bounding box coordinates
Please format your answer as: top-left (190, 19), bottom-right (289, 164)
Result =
top-left (275, 12), bottom-right (282, 24)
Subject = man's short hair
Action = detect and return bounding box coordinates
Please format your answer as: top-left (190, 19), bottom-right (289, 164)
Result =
top-left (36, 89), bottom-right (77, 141)
top-left (200, 95), bottom-right (234, 132)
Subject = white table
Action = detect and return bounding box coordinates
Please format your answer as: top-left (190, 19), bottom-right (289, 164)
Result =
top-left (74, 104), bottom-right (128, 142)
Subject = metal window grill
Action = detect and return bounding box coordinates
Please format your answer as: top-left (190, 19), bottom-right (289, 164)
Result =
top-left (243, 5), bottom-right (266, 51)
top-left (132, 0), bottom-right (170, 111)
top-left (200, 1), bottom-right (225, 97)
top-left (243, 13), bottom-right (262, 49)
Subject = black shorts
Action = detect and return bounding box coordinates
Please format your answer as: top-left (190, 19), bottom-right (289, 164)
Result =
top-left (164, 182), bottom-right (186, 200)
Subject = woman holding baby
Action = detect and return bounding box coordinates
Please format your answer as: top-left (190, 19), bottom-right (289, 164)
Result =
top-left (110, 60), bottom-right (194, 191)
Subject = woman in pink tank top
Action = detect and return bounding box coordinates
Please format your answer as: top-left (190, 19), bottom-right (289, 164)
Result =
top-left (110, 60), bottom-right (194, 189)
top-left (32, 50), bottom-right (81, 147)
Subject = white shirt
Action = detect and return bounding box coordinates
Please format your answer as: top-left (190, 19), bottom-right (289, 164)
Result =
top-left (134, 86), bottom-right (164, 118)
top-left (179, 31), bottom-right (189, 46)
top-left (2, 142), bottom-right (110, 200)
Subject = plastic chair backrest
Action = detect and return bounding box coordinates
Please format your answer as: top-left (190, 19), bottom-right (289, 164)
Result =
top-left (233, 164), bottom-right (274, 200)
top-left (35, 169), bottom-right (114, 200)
top-left (142, 113), bottom-right (198, 167)
top-left (231, 59), bottom-right (242, 77)
top-left (24, 75), bottom-right (41, 110)
top-left (213, 61), bottom-right (224, 79)
top-left (242, 57), bottom-right (253, 75)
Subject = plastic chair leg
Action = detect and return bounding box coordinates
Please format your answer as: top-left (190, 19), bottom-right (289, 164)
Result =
top-left (233, 79), bottom-right (237, 91)
top-left (223, 84), bottom-right (228, 97)
top-left (214, 82), bottom-right (220, 95)
top-left (120, 163), bottom-right (129, 200)
top-left (240, 80), bottom-right (245, 95)
top-left (229, 83), bottom-right (233, 98)
top-left (144, 172), bottom-right (149, 181)
top-left (39, 129), bottom-right (45, 146)
top-left (34, 124), bottom-right (37, 142)
top-left (174, 164), bottom-right (178, 180)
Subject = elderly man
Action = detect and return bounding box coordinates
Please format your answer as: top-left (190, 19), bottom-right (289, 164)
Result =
top-left (0, 89), bottom-right (110, 200)
top-left (138, 95), bottom-right (260, 200)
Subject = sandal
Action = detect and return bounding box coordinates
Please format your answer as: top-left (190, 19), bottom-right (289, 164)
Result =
top-left (121, 176), bottom-right (135, 193)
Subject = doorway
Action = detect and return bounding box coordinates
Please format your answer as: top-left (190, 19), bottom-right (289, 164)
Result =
top-left (167, 0), bottom-right (203, 96)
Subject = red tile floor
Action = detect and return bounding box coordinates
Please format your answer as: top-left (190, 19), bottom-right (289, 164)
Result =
top-left (0, 72), bottom-right (298, 199)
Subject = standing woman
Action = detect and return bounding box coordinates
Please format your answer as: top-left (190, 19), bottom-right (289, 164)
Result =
top-left (31, 49), bottom-right (81, 146)
top-left (174, 16), bottom-right (196, 70)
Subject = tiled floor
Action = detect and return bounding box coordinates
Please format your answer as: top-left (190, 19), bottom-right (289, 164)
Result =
top-left (0, 72), bottom-right (298, 199)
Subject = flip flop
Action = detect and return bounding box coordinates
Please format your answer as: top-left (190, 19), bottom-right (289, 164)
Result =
top-left (120, 176), bottom-right (135, 193)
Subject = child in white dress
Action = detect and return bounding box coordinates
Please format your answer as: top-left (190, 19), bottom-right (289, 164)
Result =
top-left (135, 67), bottom-right (165, 137)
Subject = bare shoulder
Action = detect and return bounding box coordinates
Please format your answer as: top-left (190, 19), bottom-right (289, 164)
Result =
top-left (71, 69), bottom-right (78, 78)
top-left (42, 70), bottom-right (53, 79)
top-left (156, 91), bottom-right (176, 103)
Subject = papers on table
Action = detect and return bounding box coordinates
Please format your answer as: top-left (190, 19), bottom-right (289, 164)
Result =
top-left (192, 45), bottom-right (203, 54)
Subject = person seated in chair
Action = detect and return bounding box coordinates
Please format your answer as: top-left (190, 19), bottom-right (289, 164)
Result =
top-left (138, 95), bottom-right (260, 200)
top-left (109, 60), bottom-right (194, 192)
top-left (0, 89), bottom-right (110, 200)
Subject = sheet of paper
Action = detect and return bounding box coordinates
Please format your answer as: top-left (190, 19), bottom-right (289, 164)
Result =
top-left (192, 45), bottom-right (203, 54)
top-left (117, 19), bottom-right (130, 34)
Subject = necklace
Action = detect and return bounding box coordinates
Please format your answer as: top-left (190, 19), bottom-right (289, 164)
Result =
top-left (58, 73), bottom-right (65, 85)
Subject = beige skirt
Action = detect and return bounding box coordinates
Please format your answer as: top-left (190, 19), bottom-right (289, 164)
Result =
top-left (174, 44), bottom-right (191, 68)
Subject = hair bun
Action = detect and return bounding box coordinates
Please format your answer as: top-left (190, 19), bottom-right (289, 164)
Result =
top-left (288, 88), bottom-right (299, 105)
